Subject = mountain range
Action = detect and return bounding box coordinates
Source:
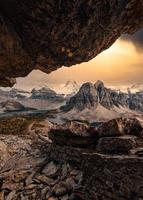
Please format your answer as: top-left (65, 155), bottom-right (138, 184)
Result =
top-left (61, 80), bottom-right (143, 112)
top-left (0, 87), bottom-right (66, 111)
top-left (1, 80), bottom-right (143, 122)
top-left (52, 80), bottom-right (143, 123)
top-left (31, 87), bottom-right (65, 102)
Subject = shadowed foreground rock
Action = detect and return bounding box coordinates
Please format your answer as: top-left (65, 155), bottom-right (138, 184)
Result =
top-left (0, 0), bottom-right (143, 86)
top-left (0, 116), bottom-right (143, 199)
top-left (98, 117), bottom-right (143, 138)
top-left (49, 118), bottom-right (143, 147)
top-left (49, 121), bottom-right (97, 147)
top-left (1, 144), bottom-right (143, 200)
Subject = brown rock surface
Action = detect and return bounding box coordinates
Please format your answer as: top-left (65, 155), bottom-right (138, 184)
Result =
top-left (0, 0), bottom-right (143, 86)
top-left (49, 121), bottom-right (97, 147)
top-left (96, 136), bottom-right (137, 154)
top-left (0, 141), bottom-right (10, 169)
top-left (0, 115), bottom-right (143, 199)
top-left (98, 117), bottom-right (143, 138)
top-left (0, 143), bottom-right (143, 200)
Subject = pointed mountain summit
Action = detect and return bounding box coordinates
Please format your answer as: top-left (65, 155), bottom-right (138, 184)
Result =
top-left (62, 80), bottom-right (79, 95)
top-left (61, 81), bottom-right (108, 111)
top-left (94, 80), bottom-right (104, 89)
top-left (61, 80), bottom-right (129, 112)
top-left (94, 80), bottom-right (114, 108)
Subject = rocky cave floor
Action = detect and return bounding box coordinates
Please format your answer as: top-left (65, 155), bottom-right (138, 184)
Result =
top-left (0, 116), bottom-right (143, 200)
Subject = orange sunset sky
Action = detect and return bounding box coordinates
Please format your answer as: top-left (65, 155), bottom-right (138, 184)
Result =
top-left (15, 30), bottom-right (143, 92)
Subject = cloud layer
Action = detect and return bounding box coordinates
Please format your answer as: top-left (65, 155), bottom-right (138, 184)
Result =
top-left (121, 29), bottom-right (143, 52)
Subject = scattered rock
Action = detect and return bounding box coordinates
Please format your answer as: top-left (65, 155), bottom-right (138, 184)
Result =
top-left (25, 171), bottom-right (35, 186)
top-left (60, 194), bottom-right (69, 200)
top-left (123, 118), bottom-right (143, 137)
top-left (41, 186), bottom-right (50, 198)
top-left (70, 169), bottom-right (81, 177)
top-left (34, 175), bottom-right (54, 185)
top-left (11, 170), bottom-right (30, 183)
top-left (2, 181), bottom-right (23, 190)
top-left (96, 136), bottom-right (137, 154)
top-left (0, 141), bottom-right (10, 168)
top-left (48, 197), bottom-right (58, 200)
top-left (61, 164), bottom-right (68, 179)
top-left (130, 148), bottom-right (143, 157)
top-left (6, 190), bottom-right (17, 200)
top-left (0, 114), bottom-right (143, 200)
top-left (42, 161), bottom-right (59, 178)
top-left (0, 191), bottom-right (4, 200)
top-left (53, 182), bottom-right (69, 197)
top-left (66, 178), bottom-right (76, 190)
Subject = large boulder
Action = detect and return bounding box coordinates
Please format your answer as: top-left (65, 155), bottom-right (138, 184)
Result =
top-left (98, 118), bottom-right (143, 138)
top-left (96, 136), bottom-right (137, 155)
top-left (123, 118), bottom-right (143, 136)
top-left (49, 121), bottom-right (97, 147)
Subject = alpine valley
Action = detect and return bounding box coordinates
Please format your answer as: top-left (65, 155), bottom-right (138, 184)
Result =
top-left (1, 80), bottom-right (143, 123)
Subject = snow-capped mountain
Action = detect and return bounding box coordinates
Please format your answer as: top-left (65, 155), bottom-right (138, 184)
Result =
top-left (57, 80), bottom-right (143, 122)
top-left (61, 80), bottom-right (80, 96)
top-left (128, 83), bottom-right (143, 93)
top-left (2, 81), bottom-right (143, 120)
top-left (61, 80), bottom-right (129, 111)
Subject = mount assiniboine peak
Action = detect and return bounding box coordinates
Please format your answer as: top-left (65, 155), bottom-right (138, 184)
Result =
top-left (61, 80), bottom-right (143, 113)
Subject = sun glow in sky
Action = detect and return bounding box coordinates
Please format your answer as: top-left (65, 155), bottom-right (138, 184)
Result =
top-left (16, 38), bottom-right (143, 91)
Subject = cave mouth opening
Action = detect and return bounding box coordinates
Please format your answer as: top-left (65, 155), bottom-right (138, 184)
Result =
top-left (0, 3), bottom-right (143, 199)
top-left (6, 29), bottom-right (142, 94)
top-left (0, 29), bottom-right (143, 118)
top-left (0, 0), bottom-right (143, 88)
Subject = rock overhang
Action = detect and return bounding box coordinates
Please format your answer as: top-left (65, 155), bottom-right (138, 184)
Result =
top-left (0, 0), bottom-right (143, 86)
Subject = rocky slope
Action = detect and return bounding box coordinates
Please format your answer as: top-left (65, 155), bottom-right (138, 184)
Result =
top-left (61, 80), bottom-right (143, 113)
top-left (0, 1), bottom-right (143, 86)
top-left (0, 117), bottom-right (143, 199)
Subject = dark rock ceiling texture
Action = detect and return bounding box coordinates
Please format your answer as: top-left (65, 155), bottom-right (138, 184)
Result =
top-left (0, 0), bottom-right (143, 87)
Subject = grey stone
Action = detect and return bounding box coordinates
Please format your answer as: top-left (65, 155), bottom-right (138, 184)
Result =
top-left (42, 161), bottom-right (58, 177)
